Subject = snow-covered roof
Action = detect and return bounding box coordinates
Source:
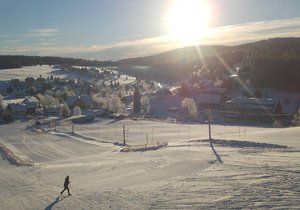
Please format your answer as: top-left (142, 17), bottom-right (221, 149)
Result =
top-left (22, 97), bottom-right (39, 109)
top-left (226, 97), bottom-right (279, 113)
top-left (228, 97), bottom-right (276, 106)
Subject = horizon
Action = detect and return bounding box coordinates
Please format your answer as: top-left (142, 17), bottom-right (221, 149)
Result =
top-left (1, 0), bottom-right (300, 60)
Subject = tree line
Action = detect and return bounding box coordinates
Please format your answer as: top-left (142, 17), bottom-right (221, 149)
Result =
top-left (0, 55), bottom-right (114, 69)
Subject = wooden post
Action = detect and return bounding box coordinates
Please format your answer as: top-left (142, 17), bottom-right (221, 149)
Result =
top-left (146, 133), bottom-right (148, 145)
top-left (123, 124), bottom-right (126, 145)
top-left (72, 124), bottom-right (74, 134)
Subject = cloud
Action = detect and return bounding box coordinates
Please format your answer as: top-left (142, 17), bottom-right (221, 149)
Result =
top-left (2, 39), bottom-right (23, 44)
top-left (115, 34), bottom-right (143, 41)
top-left (25, 28), bottom-right (59, 37)
top-left (1, 18), bottom-right (300, 59)
top-left (39, 42), bottom-right (56, 46)
top-left (0, 33), bottom-right (9, 38)
top-left (201, 17), bottom-right (300, 45)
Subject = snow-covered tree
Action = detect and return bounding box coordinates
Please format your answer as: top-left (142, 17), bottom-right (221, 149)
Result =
top-left (108, 94), bottom-right (126, 114)
top-left (141, 95), bottom-right (150, 114)
top-left (41, 95), bottom-right (59, 108)
top-left (133, 86), bottom-right (141, 115)
top-left (181, 98), bottom-right (198, 120)
top-left (0, 96), bottom-right (4, 110)
top-left (60, 104), bottom-right (70, 118)
top-left (73, 106), bottom-right (82, 116)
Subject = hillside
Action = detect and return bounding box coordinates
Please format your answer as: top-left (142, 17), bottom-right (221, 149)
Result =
top-left (118, 37), bottom-right (300, 92)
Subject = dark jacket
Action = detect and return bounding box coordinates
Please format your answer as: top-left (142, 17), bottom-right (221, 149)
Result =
top-left (64, 177), bottom-right (70, 187)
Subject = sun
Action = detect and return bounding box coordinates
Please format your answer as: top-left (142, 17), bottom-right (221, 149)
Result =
top-left (166, 0), bottom-right (211, 45)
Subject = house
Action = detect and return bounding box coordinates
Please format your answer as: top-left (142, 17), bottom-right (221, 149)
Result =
top-left (66, 96), bottom-right (77, 107)
top-left (44, 106), bottom-right (59, 115)
top-left (225, 97), bottom-right (283, 118)
top-left (22, 97), bottom-right (39, 114)
top-left (150, 95), bottom-right (182, 118)
top-left (193, 94), bottom-right (224, 109)
top-left (7, 103), bottom-right (27, 116)
top-left (76, 95), bottom-right (92, 108)
top-left (122, 95), bottom-right (134, 107)
top-left (155, 88), bottom-right (173, 98)
top-left (67, 95), bottom-right (92, 109)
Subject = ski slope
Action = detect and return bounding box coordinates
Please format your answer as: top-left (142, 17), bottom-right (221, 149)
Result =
top-left (0, 120), bottom-right (299, 209)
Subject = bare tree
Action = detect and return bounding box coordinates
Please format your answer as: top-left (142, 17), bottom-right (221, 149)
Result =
top-left (181, 98), bottom-right (198, 120)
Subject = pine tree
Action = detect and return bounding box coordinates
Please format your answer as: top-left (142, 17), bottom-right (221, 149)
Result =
top-left (133, 86), bottom-right (141, 115)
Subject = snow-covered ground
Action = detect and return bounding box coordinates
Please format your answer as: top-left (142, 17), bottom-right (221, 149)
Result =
top-left (0, 119), bottom-right (299, 209)
top-left (0, 65), bottom-right (66, 81)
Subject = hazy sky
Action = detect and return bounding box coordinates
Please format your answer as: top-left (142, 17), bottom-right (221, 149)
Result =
top-left (0, 0), bottom-right (300, 60)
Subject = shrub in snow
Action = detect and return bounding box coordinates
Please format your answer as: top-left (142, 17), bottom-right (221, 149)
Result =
top-left (73, 106), bottom-right (81, 116)
top-left (182, 98), bottom-right (198, 120)
top-left (60, 104), bottom-right (70, 118)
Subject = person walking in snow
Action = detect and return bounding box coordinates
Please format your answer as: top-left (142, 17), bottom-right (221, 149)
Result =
top-left (60, 175), bottom-right (71, 196)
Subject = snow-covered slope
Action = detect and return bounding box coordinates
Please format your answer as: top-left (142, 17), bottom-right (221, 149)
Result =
top-left (0, 120), bottom-right (299, 209)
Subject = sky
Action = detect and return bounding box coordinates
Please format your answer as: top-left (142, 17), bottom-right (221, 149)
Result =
top-left (0, 0), bottom-right (300, 60)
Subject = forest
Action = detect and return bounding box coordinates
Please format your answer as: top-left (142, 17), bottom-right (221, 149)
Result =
top-left (118, 38), bottom-right (300, 92)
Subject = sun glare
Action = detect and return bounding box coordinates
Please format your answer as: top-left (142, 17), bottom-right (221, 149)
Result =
top-left (166, 0), bottom-right (211, 45)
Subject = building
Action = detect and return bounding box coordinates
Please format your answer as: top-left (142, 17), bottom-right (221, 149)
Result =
top-left (193, 94), bottom-right (224, 109)
top-left (22, 97), bottom-right (39, 114)
top-left (7, 103), bottom-right (27, 116)
top-left (225, 97), bottom-right (283, 118)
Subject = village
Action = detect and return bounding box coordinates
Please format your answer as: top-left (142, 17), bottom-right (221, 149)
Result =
top-left (0, 64), bottom-right (296, 128)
